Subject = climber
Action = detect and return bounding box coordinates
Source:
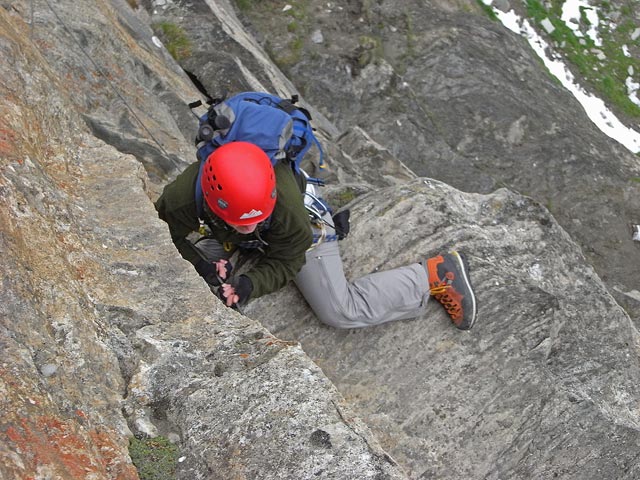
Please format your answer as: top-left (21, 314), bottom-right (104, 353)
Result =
top-left (155, 141), bottom-right (478, 330)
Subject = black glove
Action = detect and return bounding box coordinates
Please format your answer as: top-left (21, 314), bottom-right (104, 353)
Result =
top-left (194, 258), bottom-right (232, 287)
top-left (332, 209), bottom-right (350, 240)
top-left (218, 275), bottom-right (253, 308)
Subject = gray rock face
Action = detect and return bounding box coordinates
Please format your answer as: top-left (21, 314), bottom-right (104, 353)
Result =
top-left (230, 0), bottom-right (640, 324)
top-left (248, 179), bottom-right (640, 479)
top-left (7, 0), bottom-right (198, 186)
top-left (132, 317), bottom-right (406, 479)
top-left (0, 3), bottom-right (405, 479)
top-left (2, 0), bottom-right (640, 479)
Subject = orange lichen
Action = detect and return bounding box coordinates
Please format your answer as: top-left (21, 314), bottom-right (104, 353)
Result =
top-left (0, 126), bottom-right (18, 159)
top-left (3, 415), bottom-right (138, 479)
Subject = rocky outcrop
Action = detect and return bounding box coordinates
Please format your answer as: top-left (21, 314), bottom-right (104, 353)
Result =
top-left (2, 0), bottom-right (640, 479)
top-left (228, 0), bottom-right (640, 324)
top-left (248, 179), bottom-right (640, 479)
top-left (0, 3), bottom-right (405, 478)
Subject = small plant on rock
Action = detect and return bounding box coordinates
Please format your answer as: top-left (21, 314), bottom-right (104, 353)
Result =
top-left (153, 21), bottom-right (192, 61)
top-left (129, 436), bottom-right (180, 480)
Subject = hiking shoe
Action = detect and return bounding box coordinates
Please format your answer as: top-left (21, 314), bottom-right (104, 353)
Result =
top-left (426, 251), bottom-right (477, 330)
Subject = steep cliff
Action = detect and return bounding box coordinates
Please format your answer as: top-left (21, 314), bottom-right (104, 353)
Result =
top-left (2, 1), bottom-right (640, 479)
top-left (220, 0), bottom-right (640, 322)
top-left (0, 2), bottom-right (404, 478)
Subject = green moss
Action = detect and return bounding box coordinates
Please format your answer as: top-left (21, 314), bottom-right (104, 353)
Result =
top-left (476, 0), bottom-right (498, 21)
top-left (129, 436), bottom-right (180, 480)
top-left (525, 0), bottom-right (548, 21)
top-left (236, 0), bottom-right (310, 71)
top-left (337, 189), bottom-right (356, 205)
top-left (403, 11), bottom-right (417, 57)
top-left (284, 3), bottom-right (308, 21)
top-left (523, 0), bottom-right (640, 118)
top-left (234, 0), bottom-right (255, 11)
top-left (153, 22), bottom-right (192, 61)
top-left (291, 37), bottom-right (304, 51)
top-left (271, 35), bottom-right (305, 69)
top-left (620, 5), bottom-right (632, 16)
top-left (389, 11), bottom-right (417, 74)
top-left (357, 35), bottom-right (384, 67)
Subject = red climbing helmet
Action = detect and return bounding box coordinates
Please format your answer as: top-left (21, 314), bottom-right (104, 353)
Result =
top-left (201, 142), bottom-right (277, 225)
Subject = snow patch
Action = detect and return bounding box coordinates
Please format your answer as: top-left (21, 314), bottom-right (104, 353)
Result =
top-left (481, 3), bottom-right (640, 153)
top-left (561, 0), bottom-right (602, 46)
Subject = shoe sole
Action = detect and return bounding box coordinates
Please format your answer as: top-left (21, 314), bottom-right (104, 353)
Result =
top-left (451, 251), bottom-right (477, 330)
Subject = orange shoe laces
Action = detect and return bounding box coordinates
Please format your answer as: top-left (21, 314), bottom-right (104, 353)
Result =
top-left (429, 284), bottom-right (449, 295)
top-left (427, 256), bottom-right (464, 321)
top-left (430, 283), bottom-right (463, 320)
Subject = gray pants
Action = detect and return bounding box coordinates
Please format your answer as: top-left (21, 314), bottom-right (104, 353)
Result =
top-left (192, 220), bottom-right (431, 329)
top-left (295, 219), bottom-right (430, 329)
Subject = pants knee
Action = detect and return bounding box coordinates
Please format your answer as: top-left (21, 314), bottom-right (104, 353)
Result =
top-left (313, 307), bottom-right (371, 329)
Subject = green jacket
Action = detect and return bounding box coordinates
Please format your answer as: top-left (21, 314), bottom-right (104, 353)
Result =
top-left (155, 160), bottom-right (313, 299)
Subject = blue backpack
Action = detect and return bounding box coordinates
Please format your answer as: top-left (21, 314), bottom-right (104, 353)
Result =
top-left (190, 92), bottom-right (325, 218)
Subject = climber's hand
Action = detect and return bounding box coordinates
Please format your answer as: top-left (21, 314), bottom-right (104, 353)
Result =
top-left (218, 275), bottom-right (253, 308)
